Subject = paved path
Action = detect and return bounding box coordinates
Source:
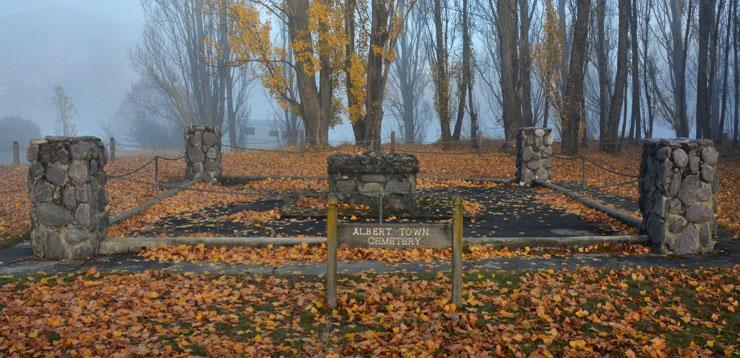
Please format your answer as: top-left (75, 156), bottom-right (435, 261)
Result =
top-left (123, 186), bottom-right (626, 238)
top-left (1, 239), bottom-right (738, 276)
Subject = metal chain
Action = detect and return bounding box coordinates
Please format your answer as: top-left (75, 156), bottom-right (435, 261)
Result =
top-left (583, 157), bottom-right (640, 178)
top-left (107, 157), bottom-right (157, 179)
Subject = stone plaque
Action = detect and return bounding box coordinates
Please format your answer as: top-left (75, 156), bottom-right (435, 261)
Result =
top-left (337, 223), bottom-right (452, 248)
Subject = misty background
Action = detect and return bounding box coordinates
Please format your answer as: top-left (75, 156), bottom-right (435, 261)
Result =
top-left (0, 0), bottom-right (360, 161)
top-left (1, 0), bottom-right (730, 164)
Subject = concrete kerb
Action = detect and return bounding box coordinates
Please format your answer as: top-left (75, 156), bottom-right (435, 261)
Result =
top-left (99, 234), bottom-right (650, 255)
top-left (110, 179), bottom-right (198, 225)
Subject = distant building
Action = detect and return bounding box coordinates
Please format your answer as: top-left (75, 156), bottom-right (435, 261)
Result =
top-left (234, 119), bottom-right (282, 150)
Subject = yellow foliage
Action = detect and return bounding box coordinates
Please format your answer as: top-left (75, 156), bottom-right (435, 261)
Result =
top-left (534, 0), bottom-right (564, 132)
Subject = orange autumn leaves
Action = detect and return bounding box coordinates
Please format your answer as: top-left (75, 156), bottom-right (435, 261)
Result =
top-left (0, 266), bottom-right (737, 356)
top-left (1, 144), bottom-right (739, 239)
top-left (140, 242), bottom-right (650, 266)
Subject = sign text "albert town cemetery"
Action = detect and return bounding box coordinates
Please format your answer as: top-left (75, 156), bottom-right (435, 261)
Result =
top-left (337, 223), bottom-right (452, 248)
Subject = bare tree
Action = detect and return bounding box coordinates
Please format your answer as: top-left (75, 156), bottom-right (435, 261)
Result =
top-left (387, 0), bottom-right (431, 143)
top-left (594, 0), bottom-right (611, 145)
top-left (132, 0), bottom-right (255, 147)
top-left (734, 0), bottom-right (739, 144)
top-left (451, 0), bottom-right (477, 145)
top-left (718, 0), bottom-right (734, 143)
top-left (429, 0), bottom-right (457, 144)
top-left (654, 0), bottom-right (693, 137)
top-left (518, 0), bottom-right (533, 128)
top-left (52, 84), bottom-right (77, 136)
top-left (696, 0), bottom-right (717, 138)
top-left (561, 0), bottom-right (591, 155)
top-left (602, 0), bottom-right (629, 153)
top-left (641, 0), bottom-right (655, 138)
top-left (278, 23), bottom-right (301, 146)
top-left (497, 0), bottom-right (521, 141)
top-left (629, 0), bottom-right (641, 141)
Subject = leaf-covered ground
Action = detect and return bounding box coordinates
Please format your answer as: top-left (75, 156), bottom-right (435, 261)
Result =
top-left (140, 242), bottom-right (651, 266)
top-left (1, 266), bottom-right (737, 356)
top-left (1, 144), bottom-right (738, 240)
top-left (113, 185), bottom-right (632, 240)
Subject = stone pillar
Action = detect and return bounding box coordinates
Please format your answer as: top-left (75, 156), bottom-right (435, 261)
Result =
top-left (185, 126), bottom-right (222, 183)
top-left (639, 139), bottom-right (718, 255)
top-left (515, 127), bottom-right (553, 186)
top-left (27, 137), bottom-right (109, 259)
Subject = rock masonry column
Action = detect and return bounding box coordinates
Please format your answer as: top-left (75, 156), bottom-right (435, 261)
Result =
top-left (639, 139), bottom-right (718, 255)
top-left (515, 127), bottom-right (553, 186)
top-left (27, 136), bottom-right (109, 259)
top-left (185, 126), bottom-right (222, 183)
top-left (327, 151), bottom-right (419, 210)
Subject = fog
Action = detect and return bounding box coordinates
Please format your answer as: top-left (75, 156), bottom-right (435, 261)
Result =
top-left (0, 0), bottom-right (724, 161)
top-left (0, 1), bottom-right (143, 136)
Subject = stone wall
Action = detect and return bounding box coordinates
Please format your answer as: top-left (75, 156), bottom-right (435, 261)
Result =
top-left (328, 151), bottom-right (419, 210)
top-left (639, 139), bottom-right (718, 255)
top-left (185, 126), bottom-right (222, 183)
top-left (516, 127), bottom-right (553, 186)
top-left (27, 136), bottom-right (109, 259)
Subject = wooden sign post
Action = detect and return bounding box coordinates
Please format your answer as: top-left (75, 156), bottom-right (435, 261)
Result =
top-left (326, 196), bottom-right (464, 308)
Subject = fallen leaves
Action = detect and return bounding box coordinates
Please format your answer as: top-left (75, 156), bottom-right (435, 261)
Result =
top-left (139, 242), bottom-right (651, 265)
top-left (0, 265), bottom-right (736, 356)
top-left (533, 188), bottom-right (638, 234)
top-left (2, 144), bottom-right (738, 239)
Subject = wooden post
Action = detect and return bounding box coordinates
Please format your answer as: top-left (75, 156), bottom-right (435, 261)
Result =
top-left (154, 156), bottom-right (160, 196)
top-left (110, 137), bottom-right (116, 161)
top-left (12, 141), bottom-right (19, 165)
top-left (390, 131), bottom-right (396, 154)
top-left (581, 155), bottom-right (586, 190)
top-left (326, 195), bottom-right (338, 308)
top-left (452, 197), bottom-right (463, 306)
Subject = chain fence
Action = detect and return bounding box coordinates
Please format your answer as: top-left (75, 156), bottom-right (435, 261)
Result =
top-left (0, 134), bottom-right (651, 230)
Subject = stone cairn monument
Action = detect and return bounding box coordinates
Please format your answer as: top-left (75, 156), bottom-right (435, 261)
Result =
top-left (639, 139), bottom-right (719, 255)
top-left (328, 151), bottom-right (419, 210)
top-left (515, 127), bottom-right (554, 186)
top-left (185, 126), bottom-right (222, 183)
top-left (27, 136), bottom-right (109, 259)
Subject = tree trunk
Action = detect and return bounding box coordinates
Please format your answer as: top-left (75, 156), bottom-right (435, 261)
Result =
top-left (708, 0), bottom-right (724, 140)
top-left (670, 0), bottom-right (692, 137)
top-left (519, 0), bottom-right (533, 127)
top-left (561, 0), bottom-right (591, 155)
top-left (604, 0), bottom-right (629, 153)
top-left (596, 0), bottom-right (610, 148)
top-left (642, 0), bottom-right (654, 138)
top-left (344, 0), bottom-right (364, 144)
top-left (558, 0), bottom-right (570, 96)
top-left (629, 0), bottom-right (641, 141)
top-left (734, 0), bottom-right (739, 145)
top-left (696, 0), bottom-right (714, 139)
top-left (362, 0), bottom-right (398, 149)
top-left (432, 0), bottom-right (452, 144)
top-left (718, 0), bottom-right (733, 143)
top-left (543, 92), bottom-right (550, 128)
top-left (452, 71), bottom-right (466, 140)
top-left (286, 0), bottom-right (330, 146)
top-left (620, 79), bottom-right (629, 145)
top-left (498, 0), bottom-right (521, 141)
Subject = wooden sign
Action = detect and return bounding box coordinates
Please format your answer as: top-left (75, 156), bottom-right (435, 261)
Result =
top-left (336, 223), bottom-right (452, 248)
top-left (326, 196), bottom-right (464, 309)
